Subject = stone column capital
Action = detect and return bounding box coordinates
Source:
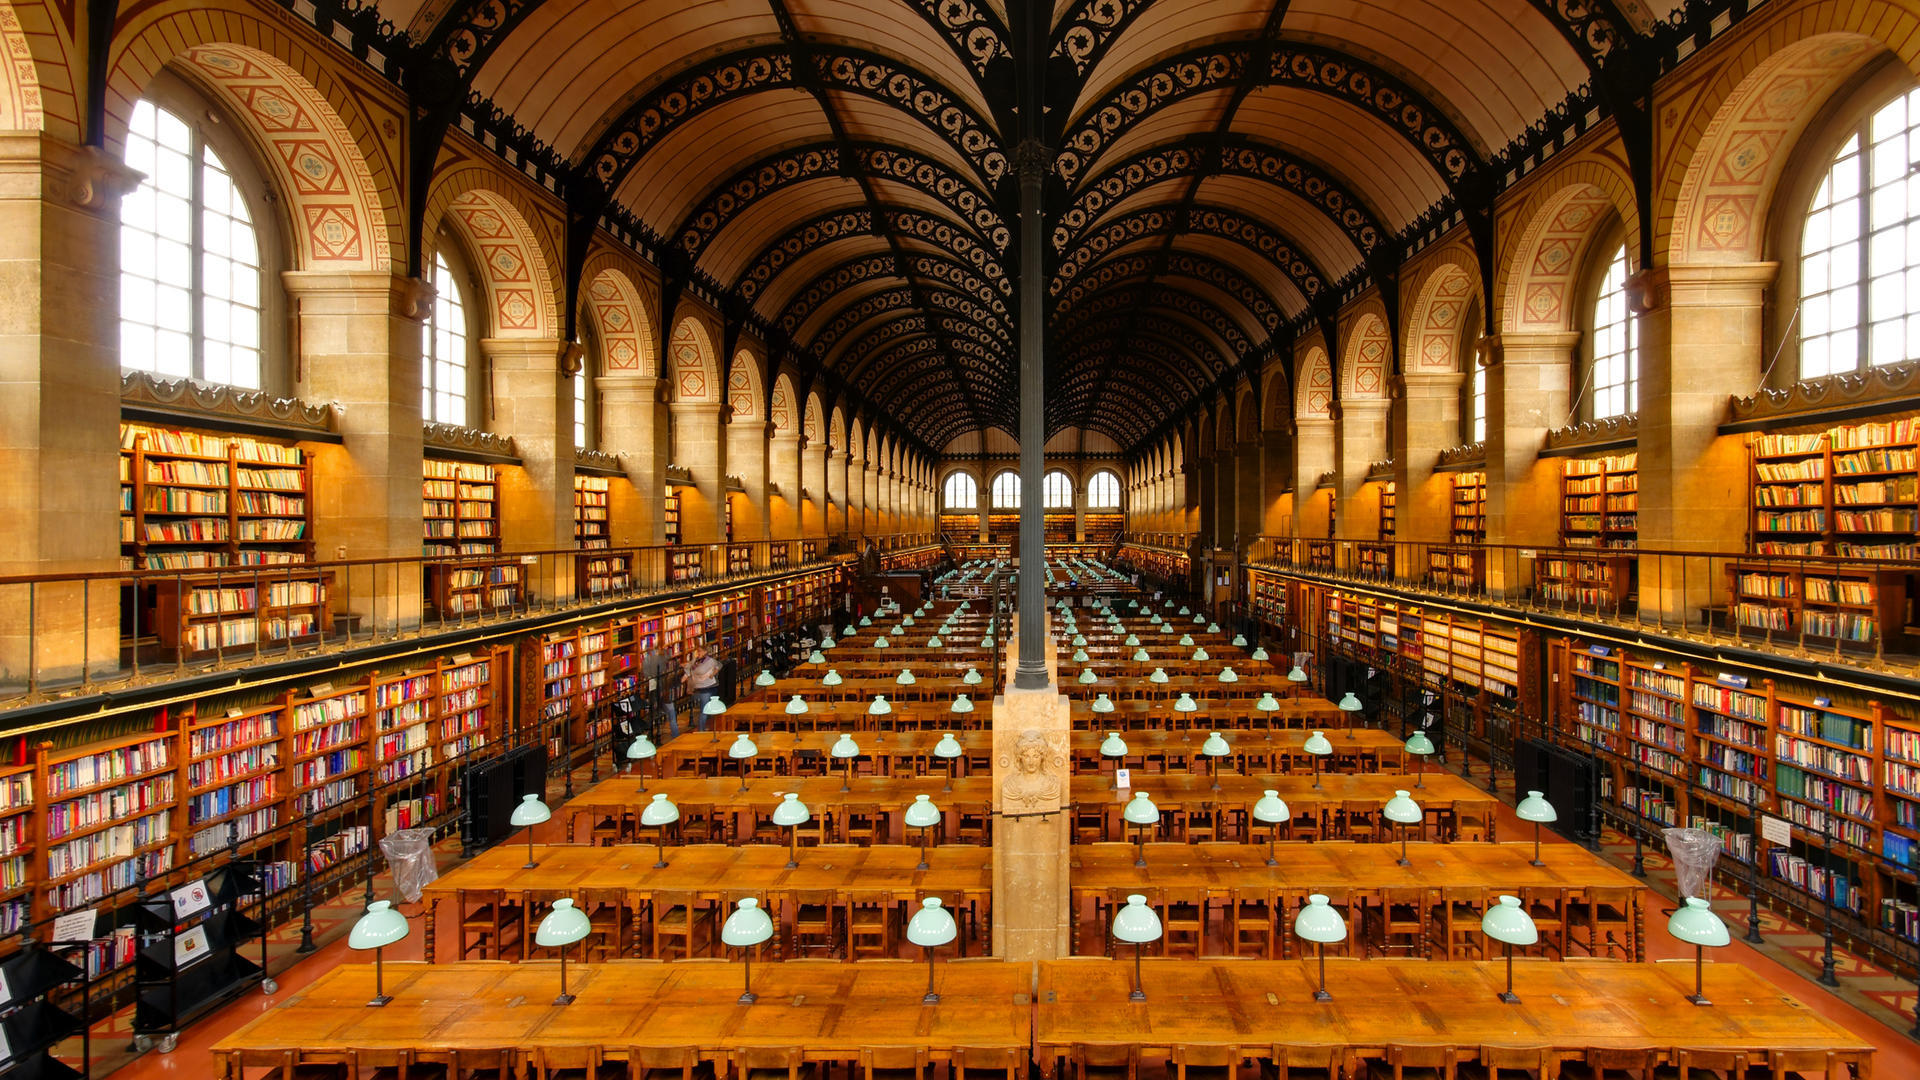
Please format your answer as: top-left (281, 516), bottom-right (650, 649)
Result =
top-left (668, 399), bottom-right (726, 418)
top-left (282, 270), bottom-right (435, 321)
top-left (1391, 370), bottom-right (1467, 396)
top-left (1330, 398), bottom-right (1389, 422)
top-left (0, 133), bottom-right (144, 214)
top-left (1630, 262), bottom-right (1779, 312)
top-left (479, 336), bottom-right (569, 369)
top-left (1481, 331), bottom-right (1581, 366)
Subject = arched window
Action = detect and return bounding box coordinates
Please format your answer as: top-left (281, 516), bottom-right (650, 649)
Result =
top-left (1043, 470), bottom-right (1073, 508)
top-left (1468, 366), bottom-right (1487, 443)
top-left (1087, 470), bottom-right (1121, 508)
top-left (423, 250), bottom-right (470, 425)
top-left (1799, 86), bottom-right (1920, 377)
top-left (1586, 245), bottom-right (1638, 419)
top-left (991, 471), bottom-right (1021, 508)
top-left (573, 327), bottom-right (596, 450)
top-left (120, 96), bottom-right (265, 388)
top-left (942, 472), bottom-right (977, 509)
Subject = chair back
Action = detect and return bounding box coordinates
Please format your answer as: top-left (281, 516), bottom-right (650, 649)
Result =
top-left (631, 1044), bottom-right (705, 1080)
top-left (860, 1046), bottom-right (930, 1079)
top-left (1072, 1042), bottom-right (1140, 1080)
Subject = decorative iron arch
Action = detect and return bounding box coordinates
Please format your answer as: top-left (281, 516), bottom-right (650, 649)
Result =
top-left (1052, 248), bottom-right (1290, 338)
top-left (1055, 282), bottom-right (1259, 358)
top-left (1051, 208), bottom-right (1315, 324)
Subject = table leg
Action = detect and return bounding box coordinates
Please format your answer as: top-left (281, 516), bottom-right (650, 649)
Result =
top-left (424, 898), bottom-right (438, 964)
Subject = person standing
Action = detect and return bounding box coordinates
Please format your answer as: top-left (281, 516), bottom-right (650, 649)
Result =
top-left (641, 645), bottom-right (677, 738)
top-left (684, 645), bottom-right (721, 730)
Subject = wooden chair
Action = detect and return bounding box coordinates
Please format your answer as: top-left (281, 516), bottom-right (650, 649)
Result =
top-left (628, 1045), bottom-right (708, 1080)
top-left (1071, 1044), bottom-right (1140, 1080)
top-left (955, 803), bottom-right (992, 845)
top-left (847, 896), bottom-right (894, 959)
top-left (1159, 888), bottom-right (1206, 957)
top-left (1458, 1046), bottom-right (1565, 1080)
top-left (583, 886), bottom-right (629, 963)
top-left (1660, 1049), bottom-right (1748, 1080)
top-left (1230, 888), bottom-right (1275, 958)
top-left (227, 1049), bottom-right (349, 1080)
top-left (858, 1046), bottom-right (931, 1080)
top-left (652, 890), bottom-right (712, 959)
top-left (458, 889), bottom-right (524, 961)
top-left (952, 1046), bottom-right (1025, 1080)
top-left (429, 1049), bottom-right (515, 1080)
top-left (530, 1045), bottom-right (619, 1080)
top-left (1367, 887), bottom-right (1427, 958)
top-left (1754, 1050), bottom-right (1849, 1080)
top-left (1289, 807), bottom-right (1324, 843)
top-left (788, 890), bottom-right (840, 957)
top-left (1173, 1044), bottom-right (1242, 1080)
top-left (1339, 801), bottom-right (1377, 843)
top-left (1363, 1044), bottom-right (1458, 1080)
top-left (1074, 803), bottom-right (1110, 844)
top-left (731, 1047), bottom-right (816, 1080)
top-left (1565, 886), bottom-right (1636, 959)
top-left (1561, 1048), bottom-right (1659, 1080)
top-left (1427, 887), bottom-right (1484, 960)
top-left (1265, 1044), bottom-right (1345, 1080)
top-left (346, 1048), bottom-right (430, 1080)
top-left (843, 806), bottom-right (885, 846)
top-left (1519, 888), bottom-right (1566, 957)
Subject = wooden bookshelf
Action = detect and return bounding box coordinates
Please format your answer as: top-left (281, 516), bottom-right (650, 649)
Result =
top-left (574, 476), bottom-right (611, 549)
top-left (663, 485), bottom-right (682, 546)
top-left (424, 561), bottom-right (524, 617)
top-left (1319, 590), bottom-right (1522, 703)
top-left (1116, 544), bottom-right (1188, 583)
top-left (1561, 453), bottom-right (1638, 548)
top-left (1084, 513), bottom-right (1123, 545)
top-left (1536, 553), bottom-right (1635, 609)
top-left (938, 513), bottom-right (978, 539)
top-left (987, 512), bottom-right (1019, 542)
top-left (120, 423), bottom-right (315, 571)
top-left (1425, 547), bottom-right (1484, 592)
top-left (728, 545), bottom-right (752, 575)
top-left (668, 548), bottom-right (702, 584)
top-left (1750, 417), bottom-right (1920, 559)
top-left (1305, 540), bottom-right (1335, 572)
top-left (1449, 471), bottom-right (1486, 544)
top-left (423, 460), bottom-right (500, 558)
top-left (1247, 570), bottom-right (1289, 627)
top-left (1378, 482), bottom-right (1396, 541)
top-left (1727, 560), bottom-right (1908, 651)
top-left (578, 553), bottom-right (633, 598)
top-left (1356, 542), bottom-right (1393, 580)
top-left (1043, 512), bottom-right (1074, 543)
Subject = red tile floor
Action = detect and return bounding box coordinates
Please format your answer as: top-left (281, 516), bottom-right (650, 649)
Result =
top-left (89, 761), bottom-right (1920, 1078)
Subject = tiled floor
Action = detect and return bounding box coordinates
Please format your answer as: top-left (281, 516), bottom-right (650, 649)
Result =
top-left (89, 760), bottom-right (1920, 1079)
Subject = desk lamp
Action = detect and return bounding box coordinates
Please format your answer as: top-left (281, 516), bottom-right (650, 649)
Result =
top-left (1286, 662), bottom-right (1308, 683)
top-left (755, 669), bottom-right (776, 687)
top-left (728, 733), bottom-right (758, 792)
top-left (1193, 614), bottom-right (1205, 624)
top-left (347, 900), bottom-right (409, 1006)
top-left (1101, 731), bottom-right (1129, 790)
top-left (1179, 634), bottom-right (1194, 647)
top-left (905, 794), bottom-right (941, 870)
top-left (773, 792), bottom-right (811, 868)
top-left (928, 636), bottom-right (943, 648)
top-left (721, 897), bottom-right (775, 1004)
top-left (1072, 649), bottom-right (1090, 663)
top-left (1516, 790), bottom-right (1557, 867)
top-left (951, 694), bottom-right (974, 715)
top-left (1382, 789), bottom-right (1422, 867)
top-left (874, 635), bottom-right (890, 648)
top-left (964, 668), bottom-right (983, 685)
top-left (860, 616), bottom-right (872, 626)
top-left (935, 732), bottom-right (964, 791)
top-left (1303, 730), bottom-right (1332, 789)
top-left (1092, 693), bottom-right (1115, 714)
top-left (1252, 790), bottom-right (1290, 866)
top-left (1111, 894), bottom-right (1163, 1002)
top-left (626, 734), bottom-right (656, 791)
top-left (1125, 635), bottom-right (1141, 647)
top-left (704, 696), bottom-right (730, 731)
top-left (510, 793), bottom-right (551, 869)
top-left (642, 792), bottom-right (680, 868)
top-left (907, 898), bottom-right (958, 1004)
top-left (1079, 668), bottom-right (1098, 685)
top-left (897, 668), bottom-right (916, 686)
top-left (1201, 731), bottom-right (1232, 791)
top-left (1132, 648), bottom-right (1151, 662)
top-left (1073, 635), bottom-right (1088, 647)
top-left (1159, 622), bottom-right (1173, 634)
top-left (821, 635), bottom-right (835, 649)
top-left (1251, 646), bottom-right (1270, 662)
top-left (1255, 692), bottom-right (1279, 715)
top-left (1232, 633), bottom-right (1247, 647)
top-left (1149, 667), bottom-right (1169, 684)
top-left (1667, 897), bottom-right (1730, 1006)
top-left (785, 694), bottom-right (809, 715)
top-left (823, 669), bottom-right (843, 686)
top-left (535, 898), bottom-right (591, 1005)
top-left (1174, 693), bottom-right (1198, 715)
top-left (869, 695), bottom-right (892, 716)
top-left (808, 649), bottom-right (827, 664)
top-left (1293, 894), bottom-right (1347, 1002)
top-left (1192, 647), bottom-right (1209, 662)
top-left (1207, 622), bottom-right (1221, 633)
top-left (1404, 730), bottom-right (1435, 789)
top-left (1123, 791), bottom-right (1160, 867)
top-left (831, 732), bottom-right (862, 792)
top-left (1217, 667), bottom-right (1238, 683)
top-left (1337, 692), bottom-right (1362, 739)
top-left (1482, 895), bottom-right (1538, 1004)
top-left (1179, 606), bottom-right (1190, 616)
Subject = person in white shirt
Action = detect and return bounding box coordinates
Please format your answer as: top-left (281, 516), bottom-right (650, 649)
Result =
top-left (684, 646), bottom-right (721, 731)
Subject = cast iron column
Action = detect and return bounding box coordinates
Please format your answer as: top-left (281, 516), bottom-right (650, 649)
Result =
top-left (1013, 137), bottom-right (1049, 690)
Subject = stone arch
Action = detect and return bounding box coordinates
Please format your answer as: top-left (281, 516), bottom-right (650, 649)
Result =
top-left (667, 314), bottom-right (720, 403)
top-left (771, 372), bottom-right (797, 434)
top-left (1261, 357), bottom-right (1291, 429)
top-left (1666, 32), bottom-right (1891, 266)
top-left (805, 391), bottom-right (825, 444)
top-left (1404, 250), bottom-right (1479, 372)
top-left (1341, 307), bottom-right (1391, 400)
top-left (107, 12), bottom-right (404, 270)
top-left (848, 417), bottom-right (866, 465)
top-left (941, 466), bottom-right (982, 509)
top-left (1214, 397), bottom-right (1236, 453)
top-left (1295, 345), bottom-right (1332, 420)
top-left (1235, 384), bottom-right (1258, 440)
top-left (431, 183), bottom-right (562, 339)
top-left (828, 404), bottom-right (846, 451)
top-left (579, 251), bottom-right (656, 373)
top-left (1496, 167), bottom-right (1637, 334)
top-left (0, 1), bottom-right (53, 133)
top-left (727, 348), bottom-right (763, 421)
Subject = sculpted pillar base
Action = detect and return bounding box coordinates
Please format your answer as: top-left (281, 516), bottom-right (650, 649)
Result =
top-left (991, 618), bottom-right (1071, 961)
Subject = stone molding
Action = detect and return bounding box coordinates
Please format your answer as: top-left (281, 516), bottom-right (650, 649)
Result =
top-left (1435, 441), bottom-right (1487, 470)
top-left (121, 370), bottom-right (338, 437)
top-left (574, 447), bottom-right (623, 474)
top-left (1364, 457), bottom-right (1394, 481)
top-left (1727, 363), bottom-right (1920, 428)
top-left (1541, 412), bottom-right (1639, 455)
top-left (423, 422), bottom-right (518, 460)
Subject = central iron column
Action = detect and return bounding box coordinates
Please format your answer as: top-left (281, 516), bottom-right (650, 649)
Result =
top-left (1012, 137), bottom-right (1049, 689)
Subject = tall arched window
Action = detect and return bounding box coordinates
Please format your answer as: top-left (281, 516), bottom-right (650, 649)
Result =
top-left (1800, 86), bottom-right (1920, 377)
top-left (1468, 366), bottom-right (1487, 443)
top-left (1043, 470), bottom-right (1073, 508)
top-left (1586, 245), bottom-right (1638, 419)
top-left (942, 472), bottom-right (977, 509)
top-left (991, 471), bottom-right (1021, 508)
top-left (121, 96), bottom-right (265, 388)
top-left (423, 251), bottom-right (470, 425)
top-left (573, 327), bottom-right (596, 450)
top-left (1087, 470), bottom-right (1121, 508)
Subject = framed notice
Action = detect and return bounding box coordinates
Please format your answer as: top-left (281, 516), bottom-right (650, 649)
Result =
top-left (50, 909), bottom-right (96, 944)
top-left (173, 925), bottom-right (211, 969)
top-left (1761, 815), bottom-right (1792, 847)
top-left (1114, 768), bottom-right (1132, 790)
top-left (170, 879), bottom-right (212, 920)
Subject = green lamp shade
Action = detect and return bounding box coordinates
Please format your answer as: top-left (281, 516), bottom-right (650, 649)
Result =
top-left (785, 695), bottom-right (810, 715)
top-left (703, 696), bottom-right (729, 716)
top-left (1111, 894), bottom-right (1163, 944)
top-left (1382, 789), bottom-right (1422, 824)
top-left (894, 626), bottom-right (907, 638)
top-left (1252, 790), bottom-right (1290, 824)
top-left (1101, 732), bottom-right (1129, 757)
top-left (536, 898), bottom-right (591, 948)
top-left (874, 636), bottom-right (891, 648)
top-left (1178, 606), bottom-right (1191, 616)
top-left (626, 735), bottom-right (657, 760)
top-left (1125, 635), bottom-right (1141, 647)
top-left (1078, 669), bottom-right (1098, 685)
top-left (860, 616), bottom-right (872, 626)
top-left (1252, 647), bottom-right (1271, 661)
top-left (1293, 894), bottom-right (1347, 944)
top-left (1481, 895), bottom-right (1538, 946)
top-left (1255, 692), bottom-right (1279, 711)
top-left (728, 734), bottom-right (758, 759)
top-left (1149, 614), bottom-right (1162, 625)
top-left (1405, 731), bottom-right (1436, 757)
top-left (1132, 648), bottom-right (1151, 662)
top-left (904, 794), bottom-right (941, 829)
top-left (831, 733), bottom-right (861, 759)
top-left (935, 733), bottom-right (964, 758)
top-left (1128, 600), bottom-right (1139, 608)
top-left (1159, 623), bottom-right (1173, 634)
top-left (772, 792), bottom-right (811, 826)
top-left (1072, 649), bottom-right (1090, 662)
top-left (1337, 693), bottom-right (1363, 712)
top-left (1303, 730), bottom-right (1333, 756)
top-left (907, 898), bottom-right (958, 947)
top-left (869, 695), bottom-right (892, 715)
top-left (1201, 731), bottom-right (1231, 757)
top-left (897, 669), bottom-right (916, 685)
top-left (951, 695), bottom-right (974, 713)
top-left (823, 670), bottom-right (843, 686)
top-left (808, 650), bottom-right (827, 664)
top-left (1092, 694), bottom-right (1115, 713)
top-left (1072, 635), bottom-right (1087, 647)
top-left (1286, 664), bottom-right (1308, 682)
top-left (1179, 634), bottom-right (1195, 647)
top-left (510, 793), bottom-right (551, 828)
top-left (1667, 897), bottom-right (1730, 947)
top-left (821, 636), bottom-right (835, 649)
top-left (1149, 668), bottom-right (1169, 683)
top-left (1516, 790), bottom-right (1558, 824)
top-left (1218, 667), bottom-right (1238, 682)
top-left (844, 625), bottom-right (857, 637)
top-left (1207, 623), bottom-right (1221, 633)
top-left (1192, 647), bottom-right (1209, 661)
top-left (1232, 634), bottom-right (1248, 647)
top-left (348, 900), bottom-right (409, 950)
top-left (980, 637), bottom-right (994, 649)
top-left (1122, 791), bottom-right (1161, 825)
top-left (641, 792), bottom-right (681, 827)
top-left (1193, 614), bottom-right (1205, 624)
top-left (1173, 693), bottom-right (1197, 713)
top-left (902, 615), bottom-right (915, 627)
top-left (928, 636), bottom-right (943, 648)
top-left (755, 670), bottom-right (776, 687)
top-left (721, 897), bottom-right (775, 948)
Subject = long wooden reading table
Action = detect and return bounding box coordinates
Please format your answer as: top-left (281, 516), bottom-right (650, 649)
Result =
top-left (1073, 773), bottom-right (1496, 840)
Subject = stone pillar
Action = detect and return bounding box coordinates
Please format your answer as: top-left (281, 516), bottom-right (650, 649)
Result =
top-left (1234, 439), bottom-right (1262, 547)
top-left (0, 136), bottom-right (137, 686)
top-left (800, 438), bottom-right (827, 538)
top-left (284, 268), bottom-right (433, 631)
top-left (1176, 465), bottom-right (1194, 538)
top-left (1293, 418), bottom-right (1335, 538)
top-left (827, 451), bottom-right (849, 539)
top-left (769, 433), bottom-right (801, 540)
top-left (863, 464), bottom-right (880, 537)
top-left (1635, 264), bottom-right (1775, 624)
top-left (1484, 332), bottom-right (1575, 594)
top-left (600, 375), bottom-right (669, 544)
top-left (669, 402), bottom-right (728, 543)
top-left (1391, 372), bottom-right (1464, 544)
top-left (1214, 453), bottom-right (1236, 545)
top-left (726, 419), bottom-right (770, 541)
top-left (1261, 429), bottom-right (1292, 536)
top-left (485, 337), bottom-right (573, 601)
top-left (1195, 456), bottom-right (1216, 546)
top-left (992, 614), bottom-right (1070, 958)
top-left (1333, 399), bottom-right (1390, 542)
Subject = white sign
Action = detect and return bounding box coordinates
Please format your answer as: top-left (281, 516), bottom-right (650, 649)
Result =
top-left (1761, 815), bottom-right (1792, 846)
top-left (174, 925), bottom-right (212, 969)
top-left (170, 879), bottom-right (212, 920)
top-left (1114, 768), bottom-right (1132, 789)
top-left (50, 909), bottom-right (97, 944)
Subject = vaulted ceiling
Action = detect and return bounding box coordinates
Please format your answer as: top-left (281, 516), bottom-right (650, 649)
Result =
top-left (387, 0), bottom-right (1686, 450)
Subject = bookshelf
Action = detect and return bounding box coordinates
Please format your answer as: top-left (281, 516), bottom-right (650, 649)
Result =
top-left (728, 545), bottom-right (753, 575)
top-left (422, 460), bottom-right (500, 558)
top-left (1247, 570), bottom-right (1288, 627)
top-left (1306, 540), bottom-right (1335, 572)
top-left (1450, 471), bottom-right (1486, 544)
top-left (663, 485), bottom-right (682, 546)
top-left (1425, 547), bottom-right (1484, 592)
top-left (1536, 553), bottom-right (1635, 609)
top-left (1116, 544), bottom-right (1188, 583)
top-left (1356, 543), bottom-right (1393, 580)
top-left (578, 553), bottom-right (633, 598)
top-left (1726, 560), bottom-right (1907, 651)
top-left (424, 561), bottom-right (525, 617)
top-left (987, 512), bottom-right (1020, 542)
top-left (1749, 417), bottom-right (1920, 559)
top-left (1561, 453), bottom-right (1638, 548)
top-left (574, 476), bottom-right (611, 548)
top-left (1085, 513), bottom-right (1124, 545)
top-left (668, 548), bottom-right (702, 584)
top-left (1043, 513), bottom-right (1074, 543)
top-left (1378, 482), bottom-right (1396, 541)
top-left (1315, 589), bottom-right (1523, 703)
top-left (938, 513), bottom-right (978, 539)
